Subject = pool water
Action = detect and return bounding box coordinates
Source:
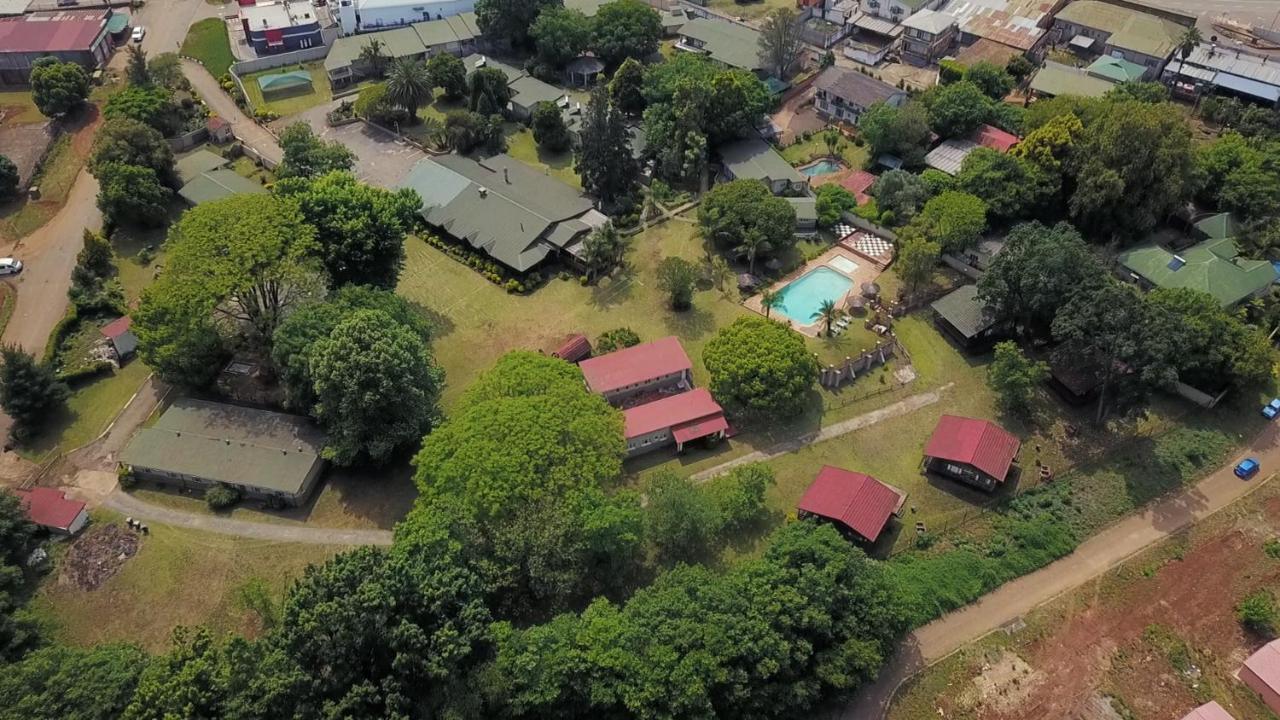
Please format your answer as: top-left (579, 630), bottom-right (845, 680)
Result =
top-left (774, 267), bottom-right (854, 325)
top-left (799, 159), bottom-right (846, 176)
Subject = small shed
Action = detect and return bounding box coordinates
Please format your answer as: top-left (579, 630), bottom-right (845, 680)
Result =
top-left (565, 55), bottom-right (605, 87)
top-left (257, 70), bottom-right (314, 100)
top-left (100, 316), bottom-right (138, 360)
top-left (552, 333), bottom-right (592, 363)
top-left (1242, 639), bottom-right (1280, 715)
top-left (206, 115), bottom-right (233, 143)
top-left (1180, 702), bottom-right (1237, 720)
top-left (923, 415), bottom-right (1021, 491)
top-left (930, 285), bottom-right (1002, 352)
top-left (797, 465), bottom-right (906, 543)
top-left (15, 487), bottom-right (88, 535)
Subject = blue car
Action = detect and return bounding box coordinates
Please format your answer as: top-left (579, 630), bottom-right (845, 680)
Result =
top-left (1236, 458), bottom-right (1261, 479)
top-left (1264, 399), bottom-right (1280, 419)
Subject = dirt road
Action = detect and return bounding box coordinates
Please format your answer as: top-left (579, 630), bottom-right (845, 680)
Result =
top-left (183, 60), bottom-right (283, 166)
top-left (839, 420), bottom-right (1280, 719)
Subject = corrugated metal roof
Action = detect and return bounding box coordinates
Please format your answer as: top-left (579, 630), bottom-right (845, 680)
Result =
top-left (175, 149), bottom-right (230, 185)
top-left (923, 414), bottom-right (1020, 481)
top-left (0, 11), bottom-right (107, 53)
top-left (973, 124), bottom-right (1018, 152)
top-left (945, 0), bottom-right (1056, 52)
top-left (178, 168), bottom-right (267, 206)
top-left (1180, 702), bottom-right (1237, 720)
top-left (1029, 60), bottom-right (1115, 98)
top-left (924, 138), bottom-right (979, 175)
top-left (1244, 640), bottom-right (1280, 697)
top-left (797, 465), bottom-right (906, 542)
top-left (678, 17), bottom-right (764, 72)
top-left (552, 334), bottom-right (592, 362)
top-left (930, 284), bottom-right (994, 338)
top-left (1053, 0), bottom-right (1183, 58)
top-left (1117, 237), bottom-right (1274, 308)
top-left (622, 387), bottom-right (724, 439)
top-left (1214, 72), bottom-right (1280, 103)
top-left (719, 136), bottom-right (805, 185)
top-left (1086, 54), bottom-right (1148, 83)
top-left (814, 65), bottom-right (904, 109)
top-left (580, 336), bottom-right (691, 395)
top-left (1181, 43), bottom-right (1280, 86)
top-left (15, 488), bottom-right (85, 531)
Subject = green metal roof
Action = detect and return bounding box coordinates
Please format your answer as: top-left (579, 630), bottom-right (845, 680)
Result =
top-left (787, 196), bottom-right (817, 222)
top-left (120, 398), bottom-right (326, 495)
top-left (462, 53), bottom-right (524, 82)
top-left (718, 136), bottom-right (804, 185)
top-left (106, 13), bottom-right (129, 34)
top-left (1029, 61), bottom-right (1115, 98)
top-left (1086, 55), bottom-right (1147, 83)
top-left (400, 153), bottom-right (594, 271)
top-left (509, 75), bottom-right (566, 110)
top-left (1193, 212), bottom-right (1241, 241)
top-left (412, 11), bottom-right (479, 47)
top-left (678, 17), bottom-right (764, 72)
top-left (178, 168), bottom-right (267, 206)
top-left (1117, 237), bottom-right (1274, 307)
top-left (175, 149), bottom-right (229, 185)
top-left (931, 284), bottom-right (994, 339)
top-left (1055, 0), bottom-right (1184, 59)
top-left (258, 70), bottom-right (312, 92)
top-left (564, 0), bottom-right (609, 18)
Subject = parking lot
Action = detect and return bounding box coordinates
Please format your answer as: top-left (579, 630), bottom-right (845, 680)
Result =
top-left (285, 101), bottom-right (428, 188)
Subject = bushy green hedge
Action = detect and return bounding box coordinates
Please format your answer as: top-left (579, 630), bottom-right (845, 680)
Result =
top-left (56, 360), bottom-right (114, 385)
top-left (40, 307), bottom-right (79, 367)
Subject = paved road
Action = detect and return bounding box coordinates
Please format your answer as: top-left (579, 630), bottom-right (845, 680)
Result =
top-left (183, 60), bottom-right (283, 166)
top-left (691, 383), bottom-right (952, 483)
top-left (135, 0), bottom-right (226, 59)
top-left (103, 490), bottom-right (394, 546)
top-left (838, 420), bottom-right (1280, 720)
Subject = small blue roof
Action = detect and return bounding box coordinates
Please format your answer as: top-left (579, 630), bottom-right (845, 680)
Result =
top-left (1215, 72), bottom-right (1280, 103)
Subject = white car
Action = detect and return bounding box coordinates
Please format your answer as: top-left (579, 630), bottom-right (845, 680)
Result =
top-left (0, 259), bottom-right (23, 275)
top-left (131, 26), bottom-right (145, 42)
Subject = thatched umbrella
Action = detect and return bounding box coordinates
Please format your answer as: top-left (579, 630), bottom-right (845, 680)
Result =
top-left (860, 281), bottom-right (880, 299)
top-left (846, 294), bottom-right (866, 314)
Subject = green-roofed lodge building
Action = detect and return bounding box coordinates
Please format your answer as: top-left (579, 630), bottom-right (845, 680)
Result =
top-left (120, 398), bottom-right (328, 506)
top-left (1029, 60), bottom-right (1117, 99)
top-left (1116, 233), bottom-right (1274, 309)
top-left (1051, 0), bottom-right (1192, 75)
top-left (675, 17), bottom-right (766, 74)
top-left (717, 136), bottom-right (806, 195)
top-left (931, 284), bottom-right (1005, 352)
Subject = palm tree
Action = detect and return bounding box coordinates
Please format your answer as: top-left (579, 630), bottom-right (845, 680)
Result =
top-left (811, 298), bottom-right (840, 337)
top-left (735, 229), bottom-right (771, 274)
top-left (760, 288), bottom-right (781, 319)
top-left (386, 58), bottom-right (432, 123)
top-left (358, 38), bottom-right (388, 78)
top-left (824, 128), bottom-right (841, 158)
top-left (1172, 26), bottom-right (1203, 84)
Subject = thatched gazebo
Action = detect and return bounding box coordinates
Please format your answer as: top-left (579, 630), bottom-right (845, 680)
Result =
top-left (846, 294), bottom-right (866, 314)
top-left (860, 281), bottom-right (881, 299)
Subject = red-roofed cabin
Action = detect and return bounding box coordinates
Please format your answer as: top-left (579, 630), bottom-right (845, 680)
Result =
top-left (1181, 702), bottom-right (1237, 720)
top-left (1242, 640), bottom-right (1280, 714)
top-left (579, 336), bottom-right (692, 405)
top-left (551, 334), bottom-right (592, 363)
top-left (922, 415), bottom-right (1021, 491)
top-left (797, 465), bottom-right (906, 544)
top-left (15, 487), bottom-right (88, 535)
top-left (622, 387), bottom-right (727, 456)
top-left (972, 124), bottom-right (1019, 153)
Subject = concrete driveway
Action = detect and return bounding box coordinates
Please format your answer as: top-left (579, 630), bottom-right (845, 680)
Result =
top-left (286, 102), bottom-right (427, 188)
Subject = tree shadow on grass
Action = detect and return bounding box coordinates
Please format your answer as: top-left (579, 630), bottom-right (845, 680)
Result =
top-left (403, 297), bottom-right (457, 341)
top-left (587, 263), bottom-right (637, 311)
top-left (661, 302), bottom-right (716, 339)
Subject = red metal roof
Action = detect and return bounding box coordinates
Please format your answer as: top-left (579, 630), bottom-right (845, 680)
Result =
top-left (552, 333), bottom-right (592, 363)
top-left (1181, 702), bottom-right (1237, 720)
top-left (813, 169), bottom-right (877, 206)
top-left (797, 465), bottom-right (905, 542)
top-left (972, 124), bottom-right (1020, 153)
top-left (923, 415), bottom-right (1021, 482)
top-left (100, 316), bottom-right (132, 339)
top-left (1245, 640), bottom-right (1280, 696)
top-left (579, 336), bottom-right (691, 395)
top-left (15, 487), bottom-right (85, 531)
top-left (623, 387), bottom-right (723, 440)
top-left (672, 413), bottom-right (729, 444)
top-left (0, 13), bottom-right (107, 53)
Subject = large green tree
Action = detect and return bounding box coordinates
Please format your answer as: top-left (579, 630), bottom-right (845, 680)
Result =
top-left (956, 147), bottom-right (1047, 221)
top-left (872, 169), bottom-right (930, 223)
top-left (609, 57), bottom-right (646, 115)
top-left (698, 178), bottom-right (796, 260)
top-left (592, 0), bottom-right (662, 67)
top-left (0, 346), bottom-right (68, 442)
top-left (309, 309), bottom-right (443, 465)
top-left (914, 190), bottom-right (987, 252)
top-left (858, 100), bottom-right (931, 168)
top-left (531, 100), bottom-right (571, 151)
top-left (280, 170), bottom-right (420, 288)
top-left (0, 644), bottom-right (148, 720)
top-left (386, 57), bottom-right (433, 123)
top-left (103, 86), bottom-right (178, 136)
top-left (29, 57), bottom-right (89, 117)
top-left (645, 470), bottom-right (721, 564)
top-left (977, 221), bottom-right (1105, 338)
top-left (426, 52), bottom-right (467, 100)
top-left (756, 7), bottom-right (804, 79)
top-left (276, 122), bottom-right (356, 179)
top-left (925, 80), bottom-right (991, 138)
top-left (475, 0), bottom-right (558, 48)
top-left (531, 6), bottom-right (591, 69)
top-left (468, 66), bottom-right (512, 116)
top-left (94, 162), bottom-right (171, 228)
top-left (703, 316), bottom-right (817, 419)
top-left (0, 155), bottom-right (19, 201)
top-left (655, 255), bottom-right (699, 310)
top-left (987, 340), bottom-right (1047, 417)
top-left (1147, 287), bottom-right (1274, 390)
top-left (575, 85), bottom-right (638, 206)
top-left (89, 117), bottom-right (178, 187)
top-left (962, 61), bottom-right (1014, 100)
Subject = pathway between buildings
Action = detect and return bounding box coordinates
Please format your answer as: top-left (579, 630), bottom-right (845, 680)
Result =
top-left (102, 490), bottom-right (394, 546)
top-left (690, 382), bottom-right (952, 483)
top-left (182, 59), bottom-right (283, 166)
top-left (837, 421), bottom-right (1280, 720)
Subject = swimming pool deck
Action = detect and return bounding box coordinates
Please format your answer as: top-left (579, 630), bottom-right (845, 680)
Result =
top-left (744, 245), bottom-right (885, 337)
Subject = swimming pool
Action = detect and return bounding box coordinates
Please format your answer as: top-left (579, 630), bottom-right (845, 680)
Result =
top-left (773, 267), bottom-right (854, 325)
top-left (798, 158), bottom-right (846, 176)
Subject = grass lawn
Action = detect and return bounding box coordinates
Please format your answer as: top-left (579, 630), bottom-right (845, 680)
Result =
top-left (181, 18), bottom-right (235, 78)
top-left (22, 360), bottom-right (152, 460)
top-left (31, 512), bottom-right (344, 651)
top-left (504, 124), bottom-right (581, 189)
top-left (241, 63), bottom-right (332, 117)
top-left (779, 133), bottom-right (871, 169)
top-left (0, 90), bottom-right (43, 125)
top-left (228, 155), bottom-right (275, 185)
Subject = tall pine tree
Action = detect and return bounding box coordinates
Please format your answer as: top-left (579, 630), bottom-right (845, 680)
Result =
top-left (575, 86), bottom-right (638, 208)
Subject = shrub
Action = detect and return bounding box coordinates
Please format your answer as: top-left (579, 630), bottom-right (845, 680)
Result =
top-left (205, 483), bottom-right (241, 510)
top-left (1238, 591), bottom-right (1278, 636)
top-left (117, 464), bottom-right (137, 489)
top-left (596, 327), bottom-right (641, 353)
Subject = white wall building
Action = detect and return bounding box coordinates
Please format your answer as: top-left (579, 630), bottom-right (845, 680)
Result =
top-left (335, 0), bottom-right (477, 35)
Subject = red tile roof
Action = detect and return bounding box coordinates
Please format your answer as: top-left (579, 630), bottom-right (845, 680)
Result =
top-left (623, 387), bottom-right (724, 440)
top-left (100, 316), bottom-right (132, 339)
top-left (15, 487), bottom-right (85, 531)
top-left (972, 124), bottom-right (1020, 153)
top-left (579, 336), bottom-right (691, 395)
top-left (1181, 702), bottom-right (1237, 720)
top-left (923, 415), bottom-right (1021, 482)
top-left (0, 13), bottom-right (107, 53)
top-left (797, 465), bottom-right (905, 542)
top-left (814, 169), bottom-right (877, 206)
top-left (552, 333), bottom-right (592, 363)
top-left (1245, 640), bottom-right (1280, 696)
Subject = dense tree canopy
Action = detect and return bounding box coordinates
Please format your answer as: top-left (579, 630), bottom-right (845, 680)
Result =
top-left (1148, 287), bottom-right (1273, 391)
top-left (0, 347), bottom-right (68, 442)
top-left (103, 86), bottom-right (178, 136)
top-left (914, 190), bottom-right (987, 252)
top-left (987, 341), bottom-right (1047, 417)
top-left (531, 6), bottom-right (591, 70)
top-left (1194, 132), bottom-right (1280, 222)
top-left (0, 644), bottom-right (148, 720)
top-left (756, 7), bottom-right (804, 79)
top-left (277, 122), bottom-right (356, 179)
top-left (956, 148), bottom-right (1047, 222)
top-left (279, 171), bottom-right (419, 289)
top-left (89, 118), bottom-right (177, 187)
top-left (0, 489), bottom-right (37, 658)
top-left (29, 58), bottom-right (89, 117)
top-left (426, 52), bottom-right (467, 100)
top-left (475, 0), bottom-right (558, 48)
top-left (531, 100), bottom-right (571, 151)
top-left (591, 0), bottom-right (662, 67)
top-left (858, 100), bottom-right (931, 168)
top-left (977, 221), bottom-right (1104, 338)
top-left (962, 62), bottom-right (1014, 100)
top-left (609, 57), bottom-right (646, 115)
top-left (698, 179), bottom-right (797, 261)
top-left (0, 155), bottom-right (19, 201)
top-left (925, 81), bottom-right (991, 138)
top-left (576, 86), bottom-right (638, 207)
top-left (469, 66), bottom-right (512, 116)
top-left (872, 169), bottom-right (930, 223)
top-left (703, 316), bottom-right (817, 419)
top-left (94, 162), bottom-right (171, 228)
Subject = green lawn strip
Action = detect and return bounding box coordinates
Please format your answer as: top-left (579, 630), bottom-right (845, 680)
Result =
top-left (181, 18), bottom-right (235, 78)
top-left (779, 133), bottom-right (871, 169)
top-left (240, 63), bottom-right (332, 117)
top-left (20, 360), bottom-right (152, 461)
top-left (503, 125), bottom-right (582, 188)
top-left (30, 510), bottom-right (343, 651)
